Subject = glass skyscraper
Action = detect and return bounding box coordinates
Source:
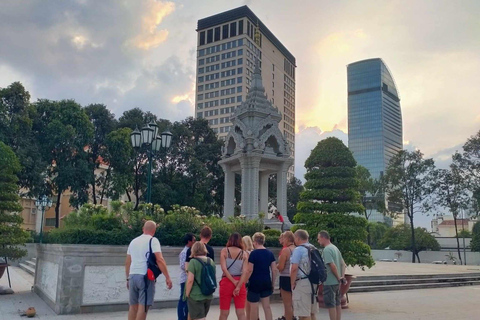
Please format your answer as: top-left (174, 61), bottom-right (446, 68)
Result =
top-left (347, 58), bottom-right (403, 224)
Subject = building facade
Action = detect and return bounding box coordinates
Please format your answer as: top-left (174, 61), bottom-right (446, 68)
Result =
top-left (195, 6), bottom-right (296, 178)
top-left (347, 58), bottom-right (403, 224)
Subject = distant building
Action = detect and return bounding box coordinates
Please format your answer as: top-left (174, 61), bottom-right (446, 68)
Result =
top-left (194, 5), bottom-right (296, 179)
top-left (431, 215), bottom-right (476, 237)
top-left (347, 58), bottom-right (403, 225)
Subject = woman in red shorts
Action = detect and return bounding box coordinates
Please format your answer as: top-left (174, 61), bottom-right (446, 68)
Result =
top-left (219, 232), bottom-right (248, 320)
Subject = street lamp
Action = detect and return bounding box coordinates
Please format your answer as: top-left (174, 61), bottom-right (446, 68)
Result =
top-left (130, 122), bottom-right (173, 204)
top-left (35, 195), bottom-right (52, 244)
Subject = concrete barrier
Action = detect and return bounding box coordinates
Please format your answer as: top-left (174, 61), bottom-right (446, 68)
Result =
top-left (34, 244), bottom-right (281, 315)
top-left (371, 249), bottom-right (480, 265)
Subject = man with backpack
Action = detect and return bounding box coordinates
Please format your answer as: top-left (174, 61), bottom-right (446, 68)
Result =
top-left (290, 229), bottom-right (319, 320)
top-left (125, 220), bottom-right (173, 320)
top-left (317, 231), bottom-right (346, 320)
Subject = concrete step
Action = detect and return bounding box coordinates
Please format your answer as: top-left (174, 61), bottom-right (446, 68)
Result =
top-left (355, 272), bottom-right (480, 281)
top-left (349, 280), bottom-right (480, 293)
top-left (351, 276), bottom-right (480, 287)
top-left (25, 260), bottom-right (36, 268)
top-left (18, 262), bottom-right (35, 276)
top-left (32, 258), bottom-right (36, 262)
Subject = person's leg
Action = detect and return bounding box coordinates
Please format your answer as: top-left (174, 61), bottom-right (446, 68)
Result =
top-left (128, 305), bottom-right (138, 320)
top-left (327, 308), bottom-right (336, 320)
top-left (178, 282), bottom-right (188, 320)
top-left (335, 305), bottom-right (341, 320)
top-left (281, 289), bottom-right (293, 320)
top-left (249, 302), bottom-right (259, 320)
top-left (235, 308), bottom-right (247, 320)
top-left (233, 283), bottom-right (247, 320)
top-left (260, 296), bottom-right (273, 320)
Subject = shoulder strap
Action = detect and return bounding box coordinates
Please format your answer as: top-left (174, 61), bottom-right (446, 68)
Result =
top-left (226, 249), bottom-right (242, 271)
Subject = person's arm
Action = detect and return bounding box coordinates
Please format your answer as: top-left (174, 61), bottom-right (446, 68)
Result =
top-left (220, 248), bottom-right (238, 285)
top-left (246, 262), bottom-right (254, 281)
top-left (186, 269), bottom-right (195, 298)
top-left (328, 262), bottom-right (341, 283)
top-left (125, 254), bottom-right (131, 289)
top-left (277, 249), bottom-right (289, 272)
top-left (290, 263), bottom-right (298, 291)
top-left (341, 259), bottom-right (346, 282)
top-left (234, 252), bottom-right (249, 295)
top-left (270, 260), bottom-right (278, 291)
top-left (179, 250), bottom-right (186, 273)
top-left (155, 252), bottom-right (173, 289)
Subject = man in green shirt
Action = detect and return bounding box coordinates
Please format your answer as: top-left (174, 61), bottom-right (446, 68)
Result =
top-left (317, 230), bottom-right (346, 320)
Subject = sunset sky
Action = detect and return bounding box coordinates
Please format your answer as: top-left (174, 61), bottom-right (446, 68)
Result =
top-left (1, 0), bottom-right (479, 227)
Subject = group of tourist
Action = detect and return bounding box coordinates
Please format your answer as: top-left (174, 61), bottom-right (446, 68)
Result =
top-left (125, 221), bottom-right (346, 320)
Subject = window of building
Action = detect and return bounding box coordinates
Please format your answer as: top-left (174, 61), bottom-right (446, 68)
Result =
top-left (198, 67), bottom-right (204, 74)
top-left (238, 38), bottom-right (243, 46)
top-left (198, 76), bottom-right (204, 83)
top-left (199, 59), bottom-right (205, 66)
top-left (214, 27), bottom-right (221, 42)
top-left (197, 112), bottom-right (203, 118)
top-left (199, 31), bottom-right (205, 46)
top-left (197, 94), bottom-right (204, 101)
top-left (237, 58), bottom-right (243, 65)
top-left (199, 49), bottom-right (205, 56)
top-left (237, 86), bottom-right (242, 93)
top-left (237, 77), bottom-right (242, 83)
top-left (198, 85), bottom-right (204, 92)
top-left (207, 29), bottom-right (213, 43)
top-left (222, 25), bottom-right (229, 39)
top-left (230, 22), bottom-right (237, 37)
top-left (237, 96), bottom-right (242, 102)
top-left (197, 103), bottom-right (203, 109)
top-left (45, 218), bottom-right (56, 227)
top-left (238, 49), bottom-right (243, 55)
top-left (237, 67), bottom-right (243, 74)
top-left (239, 20), bottom-right (244, 34)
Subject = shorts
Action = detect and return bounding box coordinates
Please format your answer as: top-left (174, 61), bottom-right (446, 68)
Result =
top-left (293, 278), bottom-right (318, 317)
top-left (247, 288), bottom-right (273, 303)
top-left (219, 276), bottom-right (247, 310)
top-left (279, 276), bottom-right (292, 292)
top-left (129, 274), bottom-right (155, 306)
top-left (187, 298), bottom-right (212, 319)
top-left (323, 284), bottom-right (341, 308)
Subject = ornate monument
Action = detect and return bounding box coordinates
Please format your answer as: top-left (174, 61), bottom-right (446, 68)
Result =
top-left (219, 61), bottom-right (293, 228)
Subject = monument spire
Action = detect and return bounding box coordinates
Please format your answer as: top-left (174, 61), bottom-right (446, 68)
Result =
top-left (251, 58), bottom-right (263, 90)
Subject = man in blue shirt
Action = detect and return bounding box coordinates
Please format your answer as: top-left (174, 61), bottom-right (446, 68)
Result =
top-left (178, 233), bottom-right (195, 320)
top-left (290, 229), bottom-right (318, 320)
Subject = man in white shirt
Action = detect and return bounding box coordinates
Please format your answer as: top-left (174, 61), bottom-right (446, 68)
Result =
top-left (125, 220), bottom-right (172, 320)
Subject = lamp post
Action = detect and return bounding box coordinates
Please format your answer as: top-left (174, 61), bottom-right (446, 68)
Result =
top-left (35, 195), bottom-right (53, 244)
top-left (130, 121), bottom-right (173, 204)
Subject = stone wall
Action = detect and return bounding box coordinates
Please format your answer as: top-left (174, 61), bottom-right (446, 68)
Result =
top-left (371, 249), bottom-right (480, 265)
top-left (34, 244), bottom-right (281, 314)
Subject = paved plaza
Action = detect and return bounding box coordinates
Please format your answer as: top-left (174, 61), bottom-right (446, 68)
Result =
top-left (1, 263), bottom-right (480, 319)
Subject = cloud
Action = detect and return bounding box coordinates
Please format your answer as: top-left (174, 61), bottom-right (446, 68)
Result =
top-left (295, 126), bottom-right (348, 181)
top-left (129, 1), bottom-right (175, 50)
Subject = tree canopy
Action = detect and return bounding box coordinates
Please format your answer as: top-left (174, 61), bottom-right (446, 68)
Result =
top-left (295, 137), bottom-right (374, 268)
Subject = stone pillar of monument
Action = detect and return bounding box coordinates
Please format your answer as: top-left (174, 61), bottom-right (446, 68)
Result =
top-left (240, 156), bottom-right (260, 219)
top-left (277, 163), bottom-right (292, 228)
top-left (221, 163), bottom-right (235, 219)
top-left (259, 172), bottom-right (269, 215)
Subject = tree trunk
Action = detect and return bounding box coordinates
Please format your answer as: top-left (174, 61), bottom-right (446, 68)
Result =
top-left (453, 215), bottom-right (463, 265)
top-left (409, 211), bottom-right (416, 263)
top-left (366, 223), bottom-right (371, 247)
top-left (55, 191), bottom-right (62, 228)
top-left (126, 189), bottom-right (132, 202)
top-left (99, 168), bottom-right (111, 205)
top-left (416, 252), bottom-right (421, 263)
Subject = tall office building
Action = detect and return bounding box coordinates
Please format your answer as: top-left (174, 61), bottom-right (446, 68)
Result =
top-left (347, 58), bottom-right (403, 224)
top-left (195, 6), bottom-right (296, 178)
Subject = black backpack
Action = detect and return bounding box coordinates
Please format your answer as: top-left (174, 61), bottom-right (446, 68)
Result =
top-left (304, 244), bottom-right (327, 285)
top-left (146, 237), bottom-right (162, 279)
top-left (193, 257), bottom-right (217, 296)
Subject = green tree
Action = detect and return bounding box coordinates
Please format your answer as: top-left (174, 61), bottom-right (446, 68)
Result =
top-left (381, 225), bottom-right (440, 261)
top-left (471, 221), bottom-right (480, 252)
top-left (84, 104), bottom-right (117, 205)
top-left (34, 99), bottom-right (94, 227)
top-left (453, 130), bottom-right (480, 216)
top-left (434, 165), bottom-right (470, 264)
top-left (356, 165), bottom-right (387, 246)
top-left (0, 142), bottom-right (30, 260)
top-left (0, 82), bottom-right (47, 196)
top-left (367, 222), bottom-right (390, 249)
top-left (295, 137), bottom-right (374, 268)
top-left (384, 150), bottom-right (436, 263)
top-left (287, 177), bottom-right (303, 222)
top-left (104, 127), bottom-right (136, 202)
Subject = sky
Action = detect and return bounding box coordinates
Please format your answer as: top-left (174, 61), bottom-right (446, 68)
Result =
top-left (1, 0), bottom-right (479, 228)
